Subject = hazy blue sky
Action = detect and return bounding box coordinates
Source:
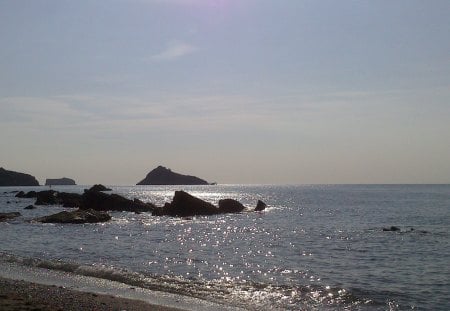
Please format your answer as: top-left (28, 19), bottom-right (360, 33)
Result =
top-left (1, 0), bottom-right (449, 185)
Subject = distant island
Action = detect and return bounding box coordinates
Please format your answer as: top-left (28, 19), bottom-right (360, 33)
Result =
top-left (0, 167), bottom-right (39, 186)
top-left (45, 177), bottom-right (76, 186)
top-left (137, 166), bottom-right (210, 185)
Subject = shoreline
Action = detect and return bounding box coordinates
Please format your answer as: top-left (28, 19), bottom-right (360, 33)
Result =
top-left (0, 255), bottom-right (243, 311)
top-left (0, 276), bottom-right (183, 311)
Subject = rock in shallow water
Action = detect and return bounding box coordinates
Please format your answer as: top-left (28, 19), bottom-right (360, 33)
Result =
top-left (218, 199), bottom-right (246, 213)
top-left (81, 189), bottom-right (155, 213)
top-left (254, 200), bottom-right (267, 212)
top-left (35, 209), bottom-right (111, 224)
top-left (155, 190), bottom-right (219, 217)
top-left (383, 226), bottom-right (401, 232)
top-left (0, 212), bottom-right (21, 222)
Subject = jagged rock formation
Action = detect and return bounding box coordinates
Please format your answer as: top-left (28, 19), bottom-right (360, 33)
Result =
top-left (45, 178), bottom-right (76, 186)
top-left (0, 168), bottom-right (39, 186)
top-left (81, 189), bottom-right (155, 213)
top-left (14, 185), bottom-right (266, 218)
top-left (153, 191), bottom-right (263, 217)
top-left (137, 166), bottom-right (209, 185)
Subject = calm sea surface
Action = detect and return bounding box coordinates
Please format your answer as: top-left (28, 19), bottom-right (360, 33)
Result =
top-left (1, 184), bottom-right (449, 310)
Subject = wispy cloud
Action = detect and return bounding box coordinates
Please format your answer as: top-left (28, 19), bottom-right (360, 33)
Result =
top-left (151, 41), bottom-right (198, 61)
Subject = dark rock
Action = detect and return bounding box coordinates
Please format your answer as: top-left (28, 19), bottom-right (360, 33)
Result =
top-left (0, 212), bottom-right (21, 222)
top-left (0, 167), bottom-right (39, 186)
top-left (35, 190), bottom-right (59, 205)
top-left (254, 200), bottom-right (267, 212)
top-left (88, 184), bottom-right (112, 192)
top-left (81, 190), bottom-right (155, 213)
top-left (383, 226), bottom-right (401, 232)
top-left (154, 191), bottom-right (219, 217)
top-left (15, 190), bottom-right (82, 208)
top-left (6, 201), bottom-right (11, 204)
top-left (15, 191), bottom-right (37, 198)
top-left (57, 192), bottom-right (83, 208)
top-left (35, 209), bottom-right (111, 224)
top-left (218, 199), bottom-right (246, 213)
top-left (24, 205), bottom-right (36, 210)
top-left (45, 177), bottom-right (76, 186)
top-left (137, 166), bottom-right (209, 185)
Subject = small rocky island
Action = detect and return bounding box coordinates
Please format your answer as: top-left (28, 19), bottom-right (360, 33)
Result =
top-left (137, 166), bottom-right (210, 185)
top-left (45, 177), bottom-right (76, 186)
top-left (0, 167), bottom-right (39, 186)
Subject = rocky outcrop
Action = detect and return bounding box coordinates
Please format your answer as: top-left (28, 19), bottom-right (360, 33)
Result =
top-left (57, 192), bottom-right (83, 208)
top-left (88, 184), bottom-right (112, 192)
top-left (81, 189), bottom-right (155, 213)
top-left (0, 168), bottom-right (39, 186)
top-left (45, 178), bottom-right (76, 186)
top-left (13, 187), bottom-right (154, 212)
top-left (13, 186), bottom-right (264, 218)
top-left (137, 166), bottom-right (209, 185)
top-left (35, 209), bottom-right (111, 224)
top-left (35, 190), bottom-right (59, 205)
top-left (254, 200), bottom-right (267, 211)
top-left (0, 212), bottom-right (21, 222)
top-left (153, 191), bottom-right (260, 217)
top-left (15, 191), bottom-right (38, 198)
top-left (153, 190), bottom-right (219, 217)
top-left (218, 199), bottom-right (246, 213)
top-left (16, 190), bottom-right (83, 208)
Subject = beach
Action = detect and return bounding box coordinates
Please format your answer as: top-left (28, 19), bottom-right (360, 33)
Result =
top-left (0, 276), bottom-right (182, 311)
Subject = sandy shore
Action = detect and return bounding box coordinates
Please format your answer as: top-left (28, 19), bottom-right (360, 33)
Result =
top-left (0, 277), bottom-right (183, 311)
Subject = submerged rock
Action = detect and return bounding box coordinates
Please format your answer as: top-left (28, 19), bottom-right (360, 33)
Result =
top-left (35, 209), bottom-right (111, 224)
top-left (254, 200), bottom-right (267, 212)
top-left (383, 226), bottom-right (401, 232)
top-left (0, 212), bottom-right (21, 222)
top-left (137, 166), bottom-right (209, 185)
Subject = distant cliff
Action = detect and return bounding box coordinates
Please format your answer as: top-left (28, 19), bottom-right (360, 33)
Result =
top-left (45, 177), bottom-right (76, 186)
top-left (0, 167), bottom-right (39, 186)
top-left (137, 166), bottom-right (209, 185)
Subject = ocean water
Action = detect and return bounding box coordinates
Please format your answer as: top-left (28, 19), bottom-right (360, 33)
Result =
top-left (0, 184), bottom-right (449, 310)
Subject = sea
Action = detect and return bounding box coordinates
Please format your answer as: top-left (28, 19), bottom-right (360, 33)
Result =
top-left (0, 184), bottom-right (449, 310)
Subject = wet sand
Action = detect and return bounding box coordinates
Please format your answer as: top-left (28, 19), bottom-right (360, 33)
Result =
top-left (0, 277), bottom-right (183, 311)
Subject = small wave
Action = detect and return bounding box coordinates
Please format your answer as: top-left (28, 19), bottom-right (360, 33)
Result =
top-left (0, 252), bottom-right (377, 310)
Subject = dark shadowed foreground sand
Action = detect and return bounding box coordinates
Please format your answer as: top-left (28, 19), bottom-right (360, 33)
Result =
top-left (0, 277), bottom-right (183, 311)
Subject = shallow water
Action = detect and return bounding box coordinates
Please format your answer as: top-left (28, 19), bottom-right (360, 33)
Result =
top-left (1, 184), bottom-right (449, 310)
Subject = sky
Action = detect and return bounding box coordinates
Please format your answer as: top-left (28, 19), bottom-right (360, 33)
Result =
top-left (1, 0), bottom-right (449, 185)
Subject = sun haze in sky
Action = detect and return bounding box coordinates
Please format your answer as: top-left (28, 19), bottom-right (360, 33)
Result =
top-left (0, 0), bottom-right (449, 185)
